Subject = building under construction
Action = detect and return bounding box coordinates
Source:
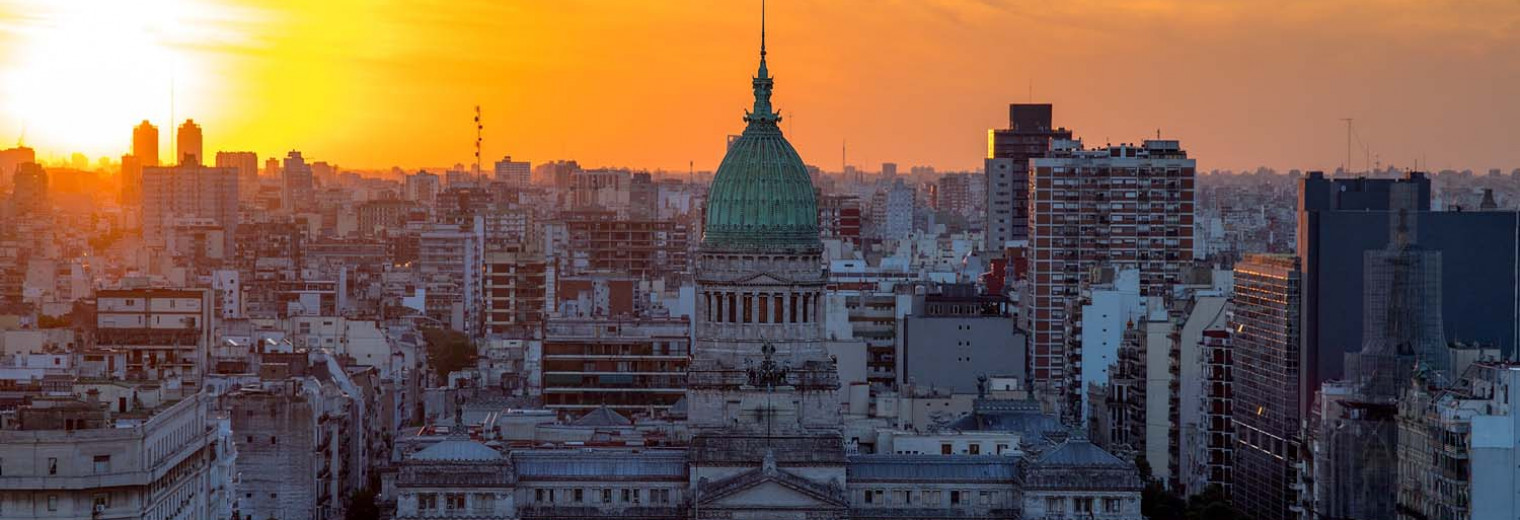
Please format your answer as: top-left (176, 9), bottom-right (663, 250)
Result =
top-left (1311, 210), bottom-right (1447, 520)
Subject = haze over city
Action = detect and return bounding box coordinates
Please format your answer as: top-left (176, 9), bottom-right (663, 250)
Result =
top-left (2, 0), bottom-right (1518, 172)
top-left (1, 2), bottom-right (1519, 520)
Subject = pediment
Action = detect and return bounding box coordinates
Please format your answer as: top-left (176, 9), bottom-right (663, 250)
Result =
top-left (730, 272), bottom-right (795, 286)
top-left (698, 468), bottom-right (846, 509)
top-left (708, 479), bottom-right (832, 508)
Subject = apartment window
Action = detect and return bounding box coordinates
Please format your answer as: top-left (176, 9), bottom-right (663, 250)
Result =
top-left (622, 489), bottom-right (631, 502)
top-left (1046, 497), bottom-right (1064, 512)
top-left (446, 494), bottom-right (465, 510)
top-left (1073, 497), bottom-right (1094, 513)
top-left (94, 455), bottom-right (110, 473)
top-left (475, 494), bottom-right (494, 512)
top-left (941, 443), bottom-right (953, 455)
top-left (93, 494), bottom-right (110, 510)
top-left (602, 489), bottom-right (612, 503)
top-left (979, 491), bottom-right (990, 505)
top-left (47, 495), bottom-right (58, 511)
top-left (968, 444), bottom-right (980, 455)
top-left (574, 489), bottom-right (584, 503)
top-left (950, 490), bottom-right (961, 505)
top-left (535, 489), bottom-right (544, 503)
top-left (419, 493), bottom-right (437, 510)
top-left (47, 457), bottom-right (57, 475)
top-left (1104, 498), bottom-right (1123, 513)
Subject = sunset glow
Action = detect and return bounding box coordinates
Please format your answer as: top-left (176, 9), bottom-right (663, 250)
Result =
top-left (1, 0), bottom-right (1517, 171)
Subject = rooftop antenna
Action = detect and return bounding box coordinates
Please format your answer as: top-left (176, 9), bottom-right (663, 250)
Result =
top-left (474, 105), bottom-right (483, 184)
top-left (16, 124), bottom-right (25, 148)
top-left (1341, 117), bottom-right (1352, 175)
top-left (170, 71), bottom-right (176, 163)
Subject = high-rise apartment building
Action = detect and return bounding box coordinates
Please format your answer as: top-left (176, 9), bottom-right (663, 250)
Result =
top-left (281, 150), bottom-right (315, 212)
top-left (483, 249), bottom-right (550, 334)
top-left (215, 151), bottom-right (259, 203)
top-left (869, 179), bottom-right (915, 239)
top-left (541, 317), bottom-right (691, 414)
top-left (1025, 139), bottom-right (1194, 394)
top-left (494, 155), bottom-right (531, 187)
top-left (0, 146), bottom-right (35, 193)
top-left (140, 164), bottom-right (239, 253)
top-left (817, 194), bottom-right (862, 245)
top-left (985, 103), bottom-right (1072, 251)
top-left (133, 120), bottom-right (159, 166)
top-left (934, 173), bottom-right (977, 219)
top-left (11, 161), bottom-right (47, 216)
top-left (562, 211), bottom-right (691, 278)
top-left (1196, 328), bottom-right (1236, 498)
top-left (121, 121), bottom-right (159, 206)
top-left (176, 119), bottom-right (202, 165)
top-left (418, 221), bottom-right (485, 335)
top-left (1230, 254), bottom-right (1303, 520)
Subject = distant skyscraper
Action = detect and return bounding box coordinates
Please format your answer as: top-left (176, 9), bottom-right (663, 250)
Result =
top-left (0, 146), bottom-right (35, 191)
top-left (263, 157), bottom-right (279, 178)
top-left (312, 161), bottom-right (336, 186)
top-left (133, 120), bottom-right (159, 167)
top-left (1230, 254), bottom-right (1303, 520)
top-left (881, 162), bottom-right (897, 178)
top-left (985, 103), bottom-right (1073, 251)
top-left (176, 119), bottom-right (203, 165)
top-left (141, 163), bottom-right (238, 252)
top-left (281, 151), bottom-right (315, 212)
top-left (119, 154), bottom-right (142, 206)
top-left (11, 162), bottom-right (47, 215)
top-left (1025, 139), bottom-right (1194, 413)
top-left (494, 155), bottom-right (531, 187)
top-left (869, 179), bottom-right (915, 239)
top-left (215, 151), bottom-right (259, 204)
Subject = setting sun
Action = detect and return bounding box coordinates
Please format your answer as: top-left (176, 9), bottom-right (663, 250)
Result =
top-left (0, 0), bottom-right (229, 160)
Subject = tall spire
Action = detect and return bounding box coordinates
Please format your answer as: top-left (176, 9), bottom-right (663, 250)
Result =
top-left (746, 0), bottom-right (780, 127)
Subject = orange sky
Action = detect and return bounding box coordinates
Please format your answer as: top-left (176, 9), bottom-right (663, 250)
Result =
top-left (1, 0), bottom-right (1517, 173)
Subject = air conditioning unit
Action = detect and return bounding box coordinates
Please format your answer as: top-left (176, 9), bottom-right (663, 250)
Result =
top-left (94, 504), bottom-right (107, 513)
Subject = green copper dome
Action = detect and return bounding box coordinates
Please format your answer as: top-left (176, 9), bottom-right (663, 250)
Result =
top-left (703, 23), bottom-right (819, 250)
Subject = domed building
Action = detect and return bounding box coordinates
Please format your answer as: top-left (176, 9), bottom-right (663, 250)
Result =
top-left (384, 8), bottom-right (1144, 520)
top-left (683, 14), bottom-right (851, 519)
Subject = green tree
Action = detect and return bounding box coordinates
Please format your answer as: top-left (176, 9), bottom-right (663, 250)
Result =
top-left (421, 327), bottom-right (477, 378)
top-left (1185, 485), bottom-right (1243, 520)
top-left (344, 487), bottom-right (379, 520)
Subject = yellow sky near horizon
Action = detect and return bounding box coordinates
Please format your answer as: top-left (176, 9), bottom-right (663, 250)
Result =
top-left (0, 0), bottom-right (1517, 173)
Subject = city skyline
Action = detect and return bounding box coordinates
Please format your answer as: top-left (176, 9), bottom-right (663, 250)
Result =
top-left (2, 0), bottom-right (1519, 173)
